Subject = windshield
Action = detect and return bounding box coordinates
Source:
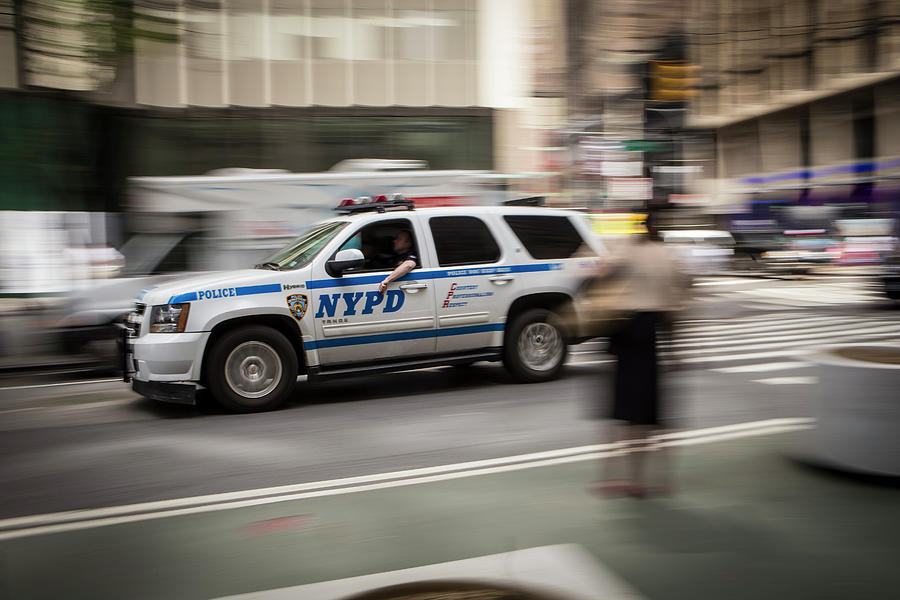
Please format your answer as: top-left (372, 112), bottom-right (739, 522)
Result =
top-left (257, 221), bottom-right (348, 270)
top-left (119, 233), bottom-right (188, 276)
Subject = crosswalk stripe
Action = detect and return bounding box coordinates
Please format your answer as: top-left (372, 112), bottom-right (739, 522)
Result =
top-left (728, 296), bottom-right (823, 307)
top-left (677, 331), bottom-right (898, 364)
top-left (665, 328), bottom-right (899, 356)
top-left (681, 312), bottom-right (809, 324)
top-left (753, 376), bottom-right (819, 385)
top-left (677, 315), bottom-right (852, 335)
top-left (702, 282), bottom-right (882, 308)
top-left (713, 361), bottom-right (811, 373)
top-left (677, 319), bottom-right (894, 341)
top-left (665, 323), bottom-right (900, 349)
top-left (694, 279), bottom-right (756, 287)
top-left (680, 349), bottom-right (805, 363)
top-left (740, 302), bottom-right (806, 311)
top-left (567, 359), bottom-right (611, 366)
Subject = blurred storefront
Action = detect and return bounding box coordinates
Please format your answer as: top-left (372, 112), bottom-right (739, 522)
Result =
top-left (0, 1), bottom-right (501, 215)
top-left (685, 0), bottom-right (900, 229)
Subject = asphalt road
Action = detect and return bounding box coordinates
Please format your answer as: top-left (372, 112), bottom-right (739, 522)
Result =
top-left (1, 274), bottom-right (898, 600)
top-left (0, 274), bottom-right (895, 521)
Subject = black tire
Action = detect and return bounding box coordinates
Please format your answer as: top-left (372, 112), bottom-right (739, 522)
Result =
top-left (503, 308), bottom-right (568, 383)
top-left (205, 325), bottom-right (298, 413)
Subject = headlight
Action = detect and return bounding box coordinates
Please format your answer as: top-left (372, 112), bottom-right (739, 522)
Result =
top-left (148, 303), bottom-right (190, 333)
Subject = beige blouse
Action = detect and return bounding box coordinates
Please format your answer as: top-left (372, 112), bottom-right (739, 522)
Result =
top-left (610, 239), bottom-right (688, 312)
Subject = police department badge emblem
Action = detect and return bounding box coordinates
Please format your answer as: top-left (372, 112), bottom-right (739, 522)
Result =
top-left (286, 294), bottom-right (308, 321)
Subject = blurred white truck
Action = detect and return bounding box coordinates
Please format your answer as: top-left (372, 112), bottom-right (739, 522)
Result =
top-left (55, 161), bottom-right (491, 359)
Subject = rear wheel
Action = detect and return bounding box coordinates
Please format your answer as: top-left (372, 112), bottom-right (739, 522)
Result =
top-left (503, 308), bottom-right (567, 382)
top-left (206, 325), bottom-right (298, 412)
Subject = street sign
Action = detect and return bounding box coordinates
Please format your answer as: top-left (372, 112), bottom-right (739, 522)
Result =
top-left (623, 140), bottom-right (665, 153)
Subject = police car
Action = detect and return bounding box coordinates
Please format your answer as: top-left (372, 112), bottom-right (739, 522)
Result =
top-left (122, 196), bottom-right (604, 412)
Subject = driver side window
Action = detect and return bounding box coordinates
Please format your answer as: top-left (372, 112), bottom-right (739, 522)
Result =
top-left (337, 219), bottom-right (419, 274)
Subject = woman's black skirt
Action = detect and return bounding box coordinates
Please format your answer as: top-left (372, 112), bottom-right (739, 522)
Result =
top-left (608, 311), bottom-right (665, 426)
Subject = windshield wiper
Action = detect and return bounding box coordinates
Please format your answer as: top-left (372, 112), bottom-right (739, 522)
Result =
top-left (255, 262), bottom-right (282, 271)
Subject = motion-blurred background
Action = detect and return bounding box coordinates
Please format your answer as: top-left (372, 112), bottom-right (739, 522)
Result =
top-left (1, 0), bottom-right (899, 362)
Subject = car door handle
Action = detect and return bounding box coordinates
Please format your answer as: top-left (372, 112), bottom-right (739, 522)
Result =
top-left (489, 275), bottom-right (515, 284)
top-left (399, 282), bottom-right (428, 292)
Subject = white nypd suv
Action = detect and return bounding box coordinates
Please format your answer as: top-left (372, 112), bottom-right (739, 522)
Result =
top-left (122, 197), bottom-right (603, 412)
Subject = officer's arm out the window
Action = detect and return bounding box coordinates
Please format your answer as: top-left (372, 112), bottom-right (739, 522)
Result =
top-left (378, 259), bottom-right (416, 294)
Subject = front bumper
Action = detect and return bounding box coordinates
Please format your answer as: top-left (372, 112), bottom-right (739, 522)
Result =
top-left (132, 379), bottom-right (197, 405)
top-left (120, 326), bottom-right (209, 403)
top-left (126, 331), bottom-right (209, 381)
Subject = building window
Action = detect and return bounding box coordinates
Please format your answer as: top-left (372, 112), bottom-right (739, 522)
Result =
top-left (312, 1), bottom-right (348, 60)
top-left (228, 0), bottom-right (267, 61)
top-left (271, 0), bottom-right (309, 61)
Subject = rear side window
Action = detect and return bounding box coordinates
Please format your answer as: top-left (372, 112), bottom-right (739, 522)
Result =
top-left (503, 215), bottom-right (586, 259)
top-left (429, 216), bottom-right (501, 266)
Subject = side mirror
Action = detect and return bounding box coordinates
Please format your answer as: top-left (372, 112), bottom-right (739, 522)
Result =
top-left (326, 248), bottom-right (365, 277)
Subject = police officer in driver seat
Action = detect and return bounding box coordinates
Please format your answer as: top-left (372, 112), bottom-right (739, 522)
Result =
top-left (377, 230), bottom-right (418, 294)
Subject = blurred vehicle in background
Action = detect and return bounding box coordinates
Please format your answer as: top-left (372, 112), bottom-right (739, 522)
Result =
top-left (730, 229), bottom-right (783, 271)
top-left (757, 230), bottom-right (840, 274)
top-left (882, 247), bottom-right (900, 301)
top-left (837, 236), bottom-right (896, 264)
top-left (659, 229), bottom-right (735, 276)
top-left (832, 219), bottom-right (897, 265)
top-left (53, 161), bottom-right (492, 363)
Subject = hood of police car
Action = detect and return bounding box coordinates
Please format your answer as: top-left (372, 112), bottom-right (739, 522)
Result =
top-left (136, 269), bottom-right (295, 306)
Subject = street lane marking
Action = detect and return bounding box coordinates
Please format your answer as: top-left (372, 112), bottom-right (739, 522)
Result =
top-left (713, 362), bottom-right (811, 373)
top-left (0, 398), bottom-right (135, 416)
top-left (0, 378), bottom-right (121, 392)
top-left (753, 376), bottom-right (819, 385)
top-left (0, 417), bottom-right (815, 541)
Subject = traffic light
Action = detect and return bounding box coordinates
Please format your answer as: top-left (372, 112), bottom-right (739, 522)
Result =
top-left (650, 60), bottom-right (699, 102)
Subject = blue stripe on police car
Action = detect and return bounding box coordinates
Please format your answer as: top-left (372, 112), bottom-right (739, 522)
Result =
top-left (168, 283), bottom-right (282, 304)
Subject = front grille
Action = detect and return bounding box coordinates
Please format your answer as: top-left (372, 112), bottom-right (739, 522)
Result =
top-left (125, 303), bottom-right (146, 338)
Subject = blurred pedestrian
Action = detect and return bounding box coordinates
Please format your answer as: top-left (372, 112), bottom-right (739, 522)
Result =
top-left (589, 212), bottom-right (688, 498)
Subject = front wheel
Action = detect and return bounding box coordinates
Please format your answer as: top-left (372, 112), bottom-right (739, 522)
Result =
top-left (503, 308), bottom-right (568, 383)
top-left (206, 325), bottom-right (298, 412)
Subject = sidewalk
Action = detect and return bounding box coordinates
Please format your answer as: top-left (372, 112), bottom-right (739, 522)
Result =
top-left (3, 428), bottom-right (899, 600)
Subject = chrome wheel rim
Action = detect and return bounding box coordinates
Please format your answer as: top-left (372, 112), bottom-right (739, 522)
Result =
top-left (224, 341), bottom-right (282, 399)
top-left (518, 322), bottom-right (562, 371)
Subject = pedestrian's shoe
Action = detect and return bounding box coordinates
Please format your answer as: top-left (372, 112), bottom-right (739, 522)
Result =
top-left (588, 479), bottom-right (632, 497)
